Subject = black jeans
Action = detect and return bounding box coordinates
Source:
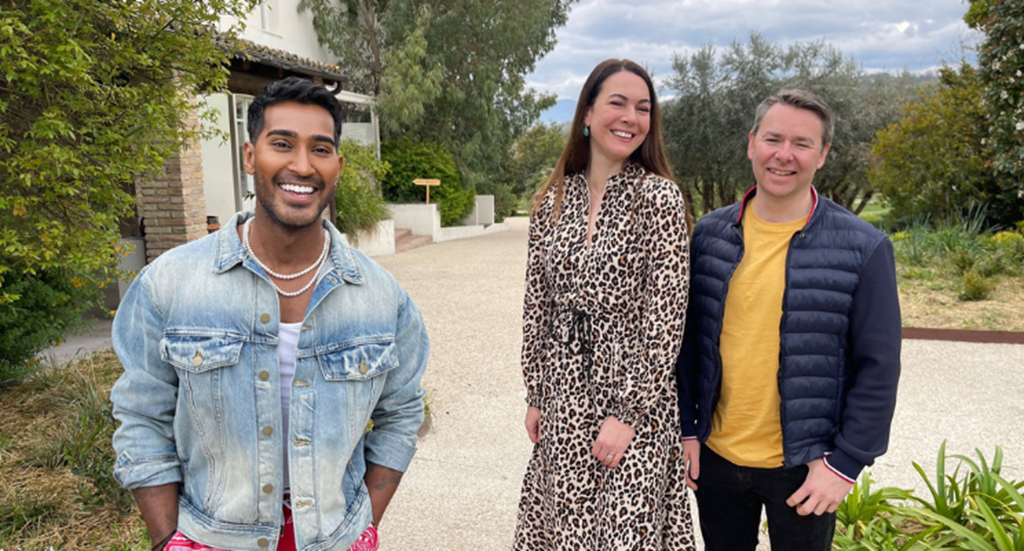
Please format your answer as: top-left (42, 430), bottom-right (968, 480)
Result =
top-left (694, 446), bottom-right (836, 551)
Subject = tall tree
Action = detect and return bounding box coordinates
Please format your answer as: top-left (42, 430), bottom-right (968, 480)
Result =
top-left (662, 33), bottom-right (920, 217)
top-left (300, 0), bottom-right (574, 176)
top-left (505, 122), bottom-right (567, 200)
top-left (965, 0), bottom-right (1024, 222)
top-left (663, 44), bottom-right (731, 220)
top-left (870, 63), bottom-right (1024, 228)
top-left (870, 64), bottom-right (991, 224)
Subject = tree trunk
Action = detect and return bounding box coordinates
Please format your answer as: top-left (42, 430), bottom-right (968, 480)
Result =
top-left (852, 191), bottom-right (873, 215)
top-left (678, 179), bottom-right (697, 233)
top-left (701, 179), bottom-right (713, 216)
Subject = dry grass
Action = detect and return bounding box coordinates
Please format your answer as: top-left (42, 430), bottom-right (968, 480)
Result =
top-left (0, 350), bottom-right (148, 550)
top-left (898, 267), bottom-right (1024, 331)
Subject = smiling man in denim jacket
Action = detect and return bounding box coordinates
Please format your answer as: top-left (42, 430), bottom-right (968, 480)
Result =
top-left (110, 77), bottom-right (429, 551)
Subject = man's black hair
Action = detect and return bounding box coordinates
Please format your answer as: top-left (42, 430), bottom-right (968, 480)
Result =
top-left (247, 76), bottom-right (344, 146)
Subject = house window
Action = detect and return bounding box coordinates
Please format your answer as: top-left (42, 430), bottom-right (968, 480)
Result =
top-left (234, 95), bottom-right (255, 203)
top-left (260, 0), bottom-right (280, 34)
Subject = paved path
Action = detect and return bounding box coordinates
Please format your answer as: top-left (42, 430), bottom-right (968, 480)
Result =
top-left (46, 217), bottom-right (1024, 549)
top-left (375, 217), bottom-right (1024, 550)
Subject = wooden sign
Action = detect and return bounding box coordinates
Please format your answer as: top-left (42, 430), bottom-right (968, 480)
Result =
top-left (413, 178), bottom-right (441, 204)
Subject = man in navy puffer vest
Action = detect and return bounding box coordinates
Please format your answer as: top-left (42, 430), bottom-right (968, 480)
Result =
top-left (675, 89), bottom-right (901, 550)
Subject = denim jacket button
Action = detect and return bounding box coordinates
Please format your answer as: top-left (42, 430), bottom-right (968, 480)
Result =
top-left (359, 360), bottom-right (368, 375)
top-left (262, 426), bottom-right (273, 436)
top-left (191, 352), bottom-right (202, 367)
top-left (259, 370), bottom-right (269, 381)
top-left (257, 538), bottom-right (269, 548)
top-left (262, 484), bottom-right (273, 494)
top-left (260, 313), bottom-right (271, 324)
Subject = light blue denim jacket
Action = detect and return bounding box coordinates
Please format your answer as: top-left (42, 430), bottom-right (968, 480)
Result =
top-left (110, 212), bottom-right (429, 551)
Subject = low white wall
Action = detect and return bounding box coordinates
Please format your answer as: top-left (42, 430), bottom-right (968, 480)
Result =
top-left (391, 202), bottom-right (509, 245)
top-left (342, 219), bottom-right (395, 257)
top-left (389, 203), bottom-right (440, 237)
top-left (460, 195), bottom-right (495, 226)
top-left (438, 221), bottom-right (509, 242)
top-left (438, 225), bottom-right (484, 242)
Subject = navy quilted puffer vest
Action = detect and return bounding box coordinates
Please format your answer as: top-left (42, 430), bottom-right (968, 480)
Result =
top-left (678, 190), bottom-right (895, 470)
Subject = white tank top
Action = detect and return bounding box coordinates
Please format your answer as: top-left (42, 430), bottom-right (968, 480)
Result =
top-left (278, 322), bottom-right (302, 492)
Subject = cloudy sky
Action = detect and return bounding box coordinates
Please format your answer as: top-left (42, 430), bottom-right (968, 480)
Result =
top-left (532, 0), bottom-right (981, 121)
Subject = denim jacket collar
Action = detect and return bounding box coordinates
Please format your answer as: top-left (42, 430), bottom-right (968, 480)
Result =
top-left (212, 212), bottom-right (365, 286)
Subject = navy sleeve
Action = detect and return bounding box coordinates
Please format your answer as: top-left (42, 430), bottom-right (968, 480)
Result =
top-left (676, 299), bottom-right (701, 439)
top-left (675, 229), bottom-right (702, 440)
top-left (826, 237), bottom-right (902, 480)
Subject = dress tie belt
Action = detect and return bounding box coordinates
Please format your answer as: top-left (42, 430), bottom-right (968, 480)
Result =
top-left (551, 306), bottom-right (594, 360)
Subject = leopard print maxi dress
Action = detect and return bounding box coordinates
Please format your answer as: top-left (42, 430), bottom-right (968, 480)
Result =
top-left (514, 163), bottom-right (695, 550)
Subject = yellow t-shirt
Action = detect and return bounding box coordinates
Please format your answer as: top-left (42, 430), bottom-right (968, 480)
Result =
top-left (706, 203), bottom-right (805, 468)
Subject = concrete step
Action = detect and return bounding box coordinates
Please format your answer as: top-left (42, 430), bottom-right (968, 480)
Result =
top-left (395, 228), bottom-right (413, 241)
top-left (395, 233), bottom-right (433, 253)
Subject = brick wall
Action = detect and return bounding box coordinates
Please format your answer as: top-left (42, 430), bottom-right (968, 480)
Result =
top-left (138, 105), bottom-right (209, 263)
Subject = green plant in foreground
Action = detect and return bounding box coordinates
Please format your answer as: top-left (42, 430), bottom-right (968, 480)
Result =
top-left (837, 473), bottom-right (912, 541)
top-left (905, 444), bottom-right (1023, 551)
top-left (834, 443), bottom-right (1024, 550)
top-left (909, 441), bottom-right (971, 525)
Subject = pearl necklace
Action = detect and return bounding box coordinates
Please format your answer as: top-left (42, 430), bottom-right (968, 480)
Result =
top-left (242, 217), bottom-right (330, 298)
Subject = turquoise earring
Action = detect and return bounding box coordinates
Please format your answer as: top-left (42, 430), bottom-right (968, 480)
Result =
top-left (583, 125), bottom-right (590, 138)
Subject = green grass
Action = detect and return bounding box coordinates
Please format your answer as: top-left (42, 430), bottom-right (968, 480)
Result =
top-left (859, 201), bottom-right (890, 226)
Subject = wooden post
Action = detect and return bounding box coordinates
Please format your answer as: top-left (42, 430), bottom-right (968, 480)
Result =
top-left (413, 178), bottom-right (441, 204)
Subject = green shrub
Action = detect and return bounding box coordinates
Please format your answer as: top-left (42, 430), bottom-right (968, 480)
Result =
top-left (0, 267), bottom-right (100, 381)
top-left (891, 228), bottom-right (931, 267)
top-left (959, 269), bottom-right (996, 301)
top-left (0, 0), bottom-right (255, 309)
top-left (381, 139), bottom-right (475, 226)
top-left (950, 248), bottom-right (979, 275)
top-left (989, 231), bottom-right (1024, 269)
top-left (335, 140), bottom-right (391, 242)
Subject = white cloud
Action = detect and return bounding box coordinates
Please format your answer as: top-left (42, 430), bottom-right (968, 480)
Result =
top-left (529, 0), bottom-right (981, 101)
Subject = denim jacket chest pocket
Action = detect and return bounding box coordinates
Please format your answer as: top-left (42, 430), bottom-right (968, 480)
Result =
top-left (160, 332), bottom-right (246, 510)
top-left (160, 332), bottom-right (246, 423)
top-left (162, 333), bottom-right (245, 373)
top-left (317, 337), bottom-right (399, 435)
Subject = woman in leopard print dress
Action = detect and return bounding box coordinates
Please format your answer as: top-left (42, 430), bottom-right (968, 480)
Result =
top-left (514, 59), bottom-right (696, 550)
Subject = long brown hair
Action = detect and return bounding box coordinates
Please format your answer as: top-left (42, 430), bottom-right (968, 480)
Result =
top-left (530, 59), bottom-right (675, 221)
